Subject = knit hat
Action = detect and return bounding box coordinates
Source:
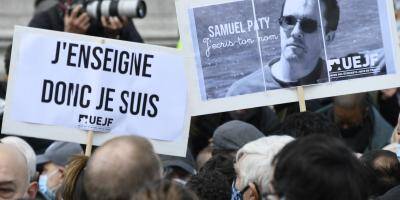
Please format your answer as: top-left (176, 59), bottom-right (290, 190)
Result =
top-left (212, 120), bottom-right (264, 151)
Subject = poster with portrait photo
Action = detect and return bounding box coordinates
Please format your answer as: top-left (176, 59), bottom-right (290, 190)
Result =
top-left (190, 0), bottom-right (333, 100)
top-left (177, 0), bottom-right (400, 115)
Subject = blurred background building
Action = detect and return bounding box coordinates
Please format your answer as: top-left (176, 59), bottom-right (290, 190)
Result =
top-left (0, 0), bottom-right (179, 77)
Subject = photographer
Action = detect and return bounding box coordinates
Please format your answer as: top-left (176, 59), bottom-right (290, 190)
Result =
top-left (28, 0), bottom-right (143, 42)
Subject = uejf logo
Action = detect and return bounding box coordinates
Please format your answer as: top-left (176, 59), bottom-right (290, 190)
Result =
top-left (78, 114), bottom-right (114, 127)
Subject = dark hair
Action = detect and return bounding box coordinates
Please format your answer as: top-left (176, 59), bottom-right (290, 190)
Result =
top-left (280, 111), bottom-right (341, 138)
top-left (360, 150), bottom-right (400, 197)
top-left (333, 93), bottom-right (369, 110)
top-left (199, 154), bottom-right (236, 184)
top-left (211, 149), bottom-right (236, 158)
top-left (132, 180), bottom-right (198, 200)
top-left (281, 0), bottom-right (340, 33)
top-left (272, 135), bottom-right (369, 200)
top-left (187, 170), bottom-right (231, 200)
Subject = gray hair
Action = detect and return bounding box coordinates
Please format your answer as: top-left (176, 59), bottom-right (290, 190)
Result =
top-left (235, 136), bottom-right (294, 195)
top-left (1, 136), bottom-right (36, 182)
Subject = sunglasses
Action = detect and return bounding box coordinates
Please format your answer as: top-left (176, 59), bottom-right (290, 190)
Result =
top-left (279, 15), bottom-right (318, 33)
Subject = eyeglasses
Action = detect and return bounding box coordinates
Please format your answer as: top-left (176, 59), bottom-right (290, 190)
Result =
top-left (279, 15), bottom-right (318, 33)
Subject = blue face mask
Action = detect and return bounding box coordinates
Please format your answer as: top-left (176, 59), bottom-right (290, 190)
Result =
top-left (38, 172), bottom-right (57, 200)
top-left (231, 178), bottom-right (249, 200)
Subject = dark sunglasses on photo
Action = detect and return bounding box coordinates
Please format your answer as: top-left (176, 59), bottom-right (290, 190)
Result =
top-left (279, 15), bottom-right (318, 33)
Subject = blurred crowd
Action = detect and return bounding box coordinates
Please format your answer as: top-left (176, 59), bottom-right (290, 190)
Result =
top-left (1, 100), bottom-right (400, 200)
top-left (1, 0), bottom-right (400, 200)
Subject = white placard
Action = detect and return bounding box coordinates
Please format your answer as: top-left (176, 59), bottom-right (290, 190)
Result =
top-left (176, 0), bottom-right (400, 116)
top-left (2, 26), bottom-right (190, 156)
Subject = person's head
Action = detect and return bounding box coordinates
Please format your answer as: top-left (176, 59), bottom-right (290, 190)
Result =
top-left (212, 120), bottom-right (264, 158)
top-left (60, 155), bottom-right (88, 200)
top-left (0, 143), bottom-right (36, 199)
top-left (186, 170), bottom-right (231, 200)
top-left (360, 150), bottom-right (400, 196)
top-left (160, 150), bottom-right (197, 185)
top-left (37, 141), bottom-right (83, 199)
top-left (84, 135), bottom-right (162, 200)
top-left (271, 135), bottom-right (369, 200)
top-left (333, 93), bottom-right (369, 135)
top-left (279, 0), bottom-right (339, 78)
top-left (200, 154), bottom-right (236, 185)
top-left (280, 111), bottom-right (341, 138)
top-left (232, 136), bottom-right (293, 200)
top-left (0, 136), bottom-right (37, 182)
top-left (132, 179), bottom-right (198, 200)
top-left (0, 137), bottom-right (38, 199)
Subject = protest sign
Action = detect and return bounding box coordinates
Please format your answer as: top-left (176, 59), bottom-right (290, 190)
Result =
top-left (177, 0), bottom-right (400, 115)
top-left (2, 26), bottom-right (190, 156)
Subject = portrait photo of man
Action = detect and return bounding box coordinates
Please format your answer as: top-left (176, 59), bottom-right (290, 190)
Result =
top-left (226, 0), bottom-right (339, 96)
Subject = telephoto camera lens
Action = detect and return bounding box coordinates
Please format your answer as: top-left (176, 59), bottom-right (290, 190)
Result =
top-left (86, 0), bottom-right (146, 19)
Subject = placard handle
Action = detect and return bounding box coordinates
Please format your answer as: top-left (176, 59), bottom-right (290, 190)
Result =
top-left (85, 130), bottom-right (94, 156)
top-left (296, 86), bottom-right (307, 112)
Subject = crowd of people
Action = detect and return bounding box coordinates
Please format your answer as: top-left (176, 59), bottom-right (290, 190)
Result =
top-left (1, 105), bottom-right (400, 200)
top-left (1, 0), bottom-right (400, 200)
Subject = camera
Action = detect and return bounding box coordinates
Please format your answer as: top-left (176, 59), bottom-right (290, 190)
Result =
top-left (68, 0), bottom-right (147, 19)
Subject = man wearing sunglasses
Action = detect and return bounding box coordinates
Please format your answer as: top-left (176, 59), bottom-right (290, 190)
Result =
top-left (227, 0), bottom-right (339, 96)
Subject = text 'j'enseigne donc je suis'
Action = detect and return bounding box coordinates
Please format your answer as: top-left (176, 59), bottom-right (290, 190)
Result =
top-left (41, 41), bottom-right (160, 118)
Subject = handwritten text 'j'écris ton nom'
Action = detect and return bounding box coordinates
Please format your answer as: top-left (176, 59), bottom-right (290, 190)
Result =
top-left (202, 17), bottom-right (279, 57)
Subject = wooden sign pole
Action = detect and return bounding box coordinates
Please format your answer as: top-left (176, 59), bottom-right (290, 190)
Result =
top-left (296, 86), bottom-right (307, 112)
top-left (85, 130), bottom-right (94, 156)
